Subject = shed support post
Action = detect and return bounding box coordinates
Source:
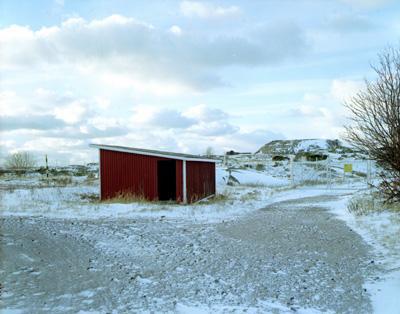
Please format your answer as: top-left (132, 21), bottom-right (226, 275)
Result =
top-left (99, 149), bottom-right (102, 200)
top-left (183, 160), bottom-right (187, 204)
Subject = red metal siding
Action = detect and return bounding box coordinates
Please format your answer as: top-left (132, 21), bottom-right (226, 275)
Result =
top-left (186, 161), bottom-right (216, 203)
top-left (100, 149), bottom-right (183, 201)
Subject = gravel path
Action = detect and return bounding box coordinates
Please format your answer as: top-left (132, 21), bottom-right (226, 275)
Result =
top-left (0, 195), bottom-right (377, 313)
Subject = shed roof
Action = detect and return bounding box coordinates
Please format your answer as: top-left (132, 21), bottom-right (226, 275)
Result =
top-left (90, 144), bottom-right (218, 163)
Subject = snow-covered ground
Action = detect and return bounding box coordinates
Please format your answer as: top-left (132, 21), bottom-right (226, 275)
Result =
top-left (0, 167), bottom-right (350, 222)
top-left (1, 161), bottom-right (399, 313)
top-left (324, 195), bottom-right (400, 314)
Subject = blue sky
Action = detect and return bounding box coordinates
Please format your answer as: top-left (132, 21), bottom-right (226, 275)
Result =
top-left (0, 0), bottom-right (399, 165)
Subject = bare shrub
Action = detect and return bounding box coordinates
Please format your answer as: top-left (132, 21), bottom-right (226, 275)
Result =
top-left (255, 163), bottom-right (266, 171)
top-left (204, 146), bottom-right (214, 157)
top-left (345, 47), bottom-right (400, 202)
top-left (4, 152), bottom-right (36, 171)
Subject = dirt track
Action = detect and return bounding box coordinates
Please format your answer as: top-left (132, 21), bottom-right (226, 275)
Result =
top-left (0, 195), bottom-right (377, 313)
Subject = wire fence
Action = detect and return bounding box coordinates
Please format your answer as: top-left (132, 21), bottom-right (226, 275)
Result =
top-left (223, 154), bottom-right (379, 190)
top-left (290, 159), bottom-right (378, 190)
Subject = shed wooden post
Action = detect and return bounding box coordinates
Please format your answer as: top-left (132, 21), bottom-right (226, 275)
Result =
top-left (99, 149), bottom-right (102, 200)
top-left (182, 160), bottom-right (187, 204)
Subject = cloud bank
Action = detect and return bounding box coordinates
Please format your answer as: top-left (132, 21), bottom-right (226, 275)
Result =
top-left (0, 14), bottom-right (307, 92)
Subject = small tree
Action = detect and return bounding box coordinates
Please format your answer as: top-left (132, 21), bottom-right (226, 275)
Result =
top-left (345, 47), bottom-right (400, 202)
top-left (4, 152), bottom-right (37, 170)
top-left (204, 146), bottom-right (214, 157)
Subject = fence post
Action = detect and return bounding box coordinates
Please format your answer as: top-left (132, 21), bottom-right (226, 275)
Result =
top-left (289, 155), bottom-right (294, 187)
top-left (326, 156), bottom-right (331, 190)
top-left (367, 159), bottom-right (371, 186)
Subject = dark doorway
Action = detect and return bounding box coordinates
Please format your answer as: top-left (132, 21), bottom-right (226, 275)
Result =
top-left (157, 160), bottom-right (176, 201)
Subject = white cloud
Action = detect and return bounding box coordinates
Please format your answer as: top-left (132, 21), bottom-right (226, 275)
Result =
top-left (0, 91), bottom-right (19, 116)
top-left (288, 105), bottom-right (330, 118)
top-left (130, 104), bottom-right (236, 133)
top-left (131, 106), bottom-right (196, 129)
top-left (214, 129), bottom-right (285, 153)
top-left (338, 0), bottom-right (392, 8)
top-left (53, 100), bottom-right (87, 124)
top-left (0, 15), bottom-right (307, 92)
top-left (169, 25), bottom-right (182, 36)
top-left (99, 72), bottom-right (193, 96)
top-left (180, 1), bottom-right (240, 19)
top-left (330, 79), bottom-right (364, 102)
top-left (21, 137), bottom-right (85, 154)
top-left (188, 121), bottom-right (239, 136)
top-left (94, 96), bottom-right (111, 110)
top-left (183, 104), bottom-right (228, 121)
top-left (54, 0), bottom-right (64, 7)
top-left (325, 14), bottom-right (375, 32)
top-left (0, 115), bottom-right (66, 131)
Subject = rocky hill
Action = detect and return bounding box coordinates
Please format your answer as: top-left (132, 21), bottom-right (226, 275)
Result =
top-left (256, 139), bottom-right (356, 156)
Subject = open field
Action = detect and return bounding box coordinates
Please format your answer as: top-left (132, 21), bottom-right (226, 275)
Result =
top-left (1, 195), bottom-right (377, 313)
top-left (1, 160), bottom-right (399, 313)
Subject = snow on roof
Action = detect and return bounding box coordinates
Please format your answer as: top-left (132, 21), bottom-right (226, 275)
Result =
top-left (90, 144), bottom-right (218, 163)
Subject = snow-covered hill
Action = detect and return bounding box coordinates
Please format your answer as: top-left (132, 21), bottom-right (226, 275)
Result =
top-left (256, 139), bottom-right (355, 156)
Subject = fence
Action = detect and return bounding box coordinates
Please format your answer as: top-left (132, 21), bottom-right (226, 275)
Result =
top-left (225, 153), bottom-right (379, 190)
top-left (290, 158), bottom-right (377, 190)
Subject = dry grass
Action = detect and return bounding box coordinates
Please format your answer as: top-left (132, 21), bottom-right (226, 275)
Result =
top-left (79, 192), bottom-right (100, 203)
top-left (239, 190), bottom-right (260, 202)
top-left (255, 163), bottom-right (266, 171)
top-left (201, 191), bottom-right (232, 204)
top-left (242, 182), bottom-right (267, 188)
top-left (347, 195), bottom-right (378, 215)
top-left (293, 179), bottom-right (328, 187)
top-left (40, 175), bottom-right (73, 186)
top-left (83, 172), bottom-right (98, 185)
top-left (384, 201), bottom-right (400, 213)
top-left (347, 191), bottom-right (400, 215)
top-left (102, 191), bottom-right (149, 204)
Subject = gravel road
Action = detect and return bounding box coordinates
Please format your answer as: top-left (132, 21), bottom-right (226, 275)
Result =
top-left (0, 195), bottom-right (377, 313)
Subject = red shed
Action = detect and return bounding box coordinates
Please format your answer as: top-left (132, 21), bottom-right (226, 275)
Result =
top-left (90, 144), bottom-right (217, 203)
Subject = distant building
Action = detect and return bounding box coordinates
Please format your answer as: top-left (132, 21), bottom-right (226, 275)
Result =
top-left (225, 150), bottom-right (252, 156)
top-left (90, 144), bottom-right (217, 203)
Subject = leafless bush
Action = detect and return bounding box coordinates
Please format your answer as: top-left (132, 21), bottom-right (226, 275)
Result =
top-left (255, 163), bottom-right (266, 171)
top-left (204, 146), bottom-right (214, 157)
top-left (4, 152), bottom-right (36, 171)
top-left (345, 47), bottom-right (400, 203)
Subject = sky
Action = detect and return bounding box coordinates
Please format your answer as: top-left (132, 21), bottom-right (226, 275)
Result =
top-left (1, 0), bottom-right (399, 165)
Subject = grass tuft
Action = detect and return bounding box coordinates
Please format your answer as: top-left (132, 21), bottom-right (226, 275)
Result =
top-left (348, 191), bottom-right (400, 215)
top-left (103, 191), bottom-right (149, 204)
top-left (79, 192), bottom-right (100, 203)
top-left (255, 163), bottom-right (266, 171)
top-left (202, 191), bottom-right (232, 204)
top-left (347, 195), bottom-right (377, 215)
top-left (40, 175), bottom-right (73, 186)
top-left (240, 190), bottom-right (260, 201)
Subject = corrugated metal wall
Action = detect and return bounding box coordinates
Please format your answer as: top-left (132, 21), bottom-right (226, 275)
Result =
top-left (186, 161), bottom-right (216, 203)
top-left (100, 149), bottom-right (183, 201)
